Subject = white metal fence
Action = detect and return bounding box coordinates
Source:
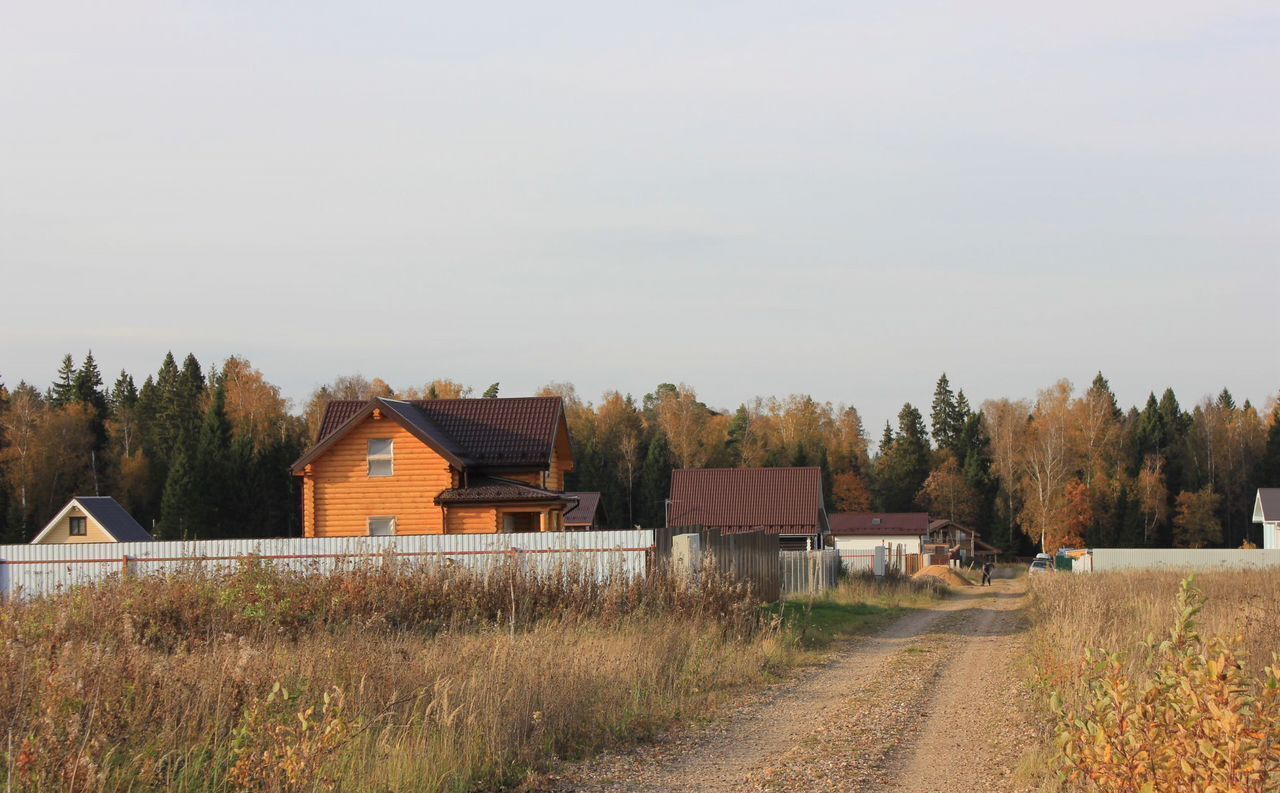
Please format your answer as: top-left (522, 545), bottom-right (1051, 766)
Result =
top-left (1085, 548), bottom-right (1280, 572)
top-left (0, 530), bottom-right (654, 600)
top-left (780, 549), bottom-right (841, 596)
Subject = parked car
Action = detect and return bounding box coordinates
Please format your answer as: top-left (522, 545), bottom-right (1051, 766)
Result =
top-left (1028, 552), bottom-right (1053, 575)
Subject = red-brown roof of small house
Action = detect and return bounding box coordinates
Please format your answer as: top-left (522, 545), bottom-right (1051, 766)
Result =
top-left (667, 467), bottom-right (826, 536)
top-left (830, 512), bottom-right (929, 536)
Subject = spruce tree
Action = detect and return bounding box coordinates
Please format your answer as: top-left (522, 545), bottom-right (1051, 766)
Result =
top-left (955, 390), bottom-right (972, 423)
top-left (72, 351), bottom-right (106, 408)
top-left (151, 353), bottom-right (182, 461)
top-left (482, 382), bottom-right (500, 398)
top-left (72, 351), bottom-right (108, 450)
top-left (930, 374), bottom-right (961, 451)
top-left (158, 444), bottom-right (197, 540)
top-left (637, 434), bottom-right (671, 527)
top-left (191, 381), bottom-right (233, 537)
top-left (109, 370), bottom-right (138, 413)
top-left (1088, 372), bottom-right (1123, 421)
top-left (50, 353), bottom-right (77, 406)
top-left (874, 404), bottom-right (932, 511)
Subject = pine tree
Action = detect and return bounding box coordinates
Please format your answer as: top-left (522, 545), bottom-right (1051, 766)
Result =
top-left (482, 383), bottom-right (500, 398)
top-left (50, 354), bottom-right (77, 406)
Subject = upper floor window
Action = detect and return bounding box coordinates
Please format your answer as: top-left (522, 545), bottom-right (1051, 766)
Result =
top-left (69, 516), bottom-right (86, 536)
top-left (368, 516), bottom-right (396, 536)
top-left (368, 439), bottom-right (393, 477)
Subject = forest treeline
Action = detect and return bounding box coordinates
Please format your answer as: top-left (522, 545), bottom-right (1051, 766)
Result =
top-left (1, 355), bottom-right (1278, 553)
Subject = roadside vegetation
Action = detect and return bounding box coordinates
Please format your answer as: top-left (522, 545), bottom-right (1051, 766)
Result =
top-left (1028, 571), bottom-right (1280, 791)
top-left (0, 560), bottom-right (926, 792)
top-left (773, 573), bottom-right (943, 647)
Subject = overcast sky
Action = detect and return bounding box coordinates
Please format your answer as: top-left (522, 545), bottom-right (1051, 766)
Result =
top-left (2, 1), bottom-right (1277, 434)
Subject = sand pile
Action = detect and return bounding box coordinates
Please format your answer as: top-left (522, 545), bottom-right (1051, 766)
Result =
top-left (912, 564), bottom-right (974, 587)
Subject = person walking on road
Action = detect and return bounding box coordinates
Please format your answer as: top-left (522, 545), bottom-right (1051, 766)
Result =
top-left (981, 561), bottom-right (994, 586)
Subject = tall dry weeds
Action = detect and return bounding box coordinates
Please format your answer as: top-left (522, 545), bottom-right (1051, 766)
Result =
top-left (0, 558), bottom-right (785, 792)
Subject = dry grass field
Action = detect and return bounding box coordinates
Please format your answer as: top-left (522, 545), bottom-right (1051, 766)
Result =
top-left (0, 560), bottom-right (933, 792)
top-left (1027, 570), bottom-right (1280, 791)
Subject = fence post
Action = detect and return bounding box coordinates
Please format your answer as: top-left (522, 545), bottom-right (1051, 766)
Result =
top-left (121, 554), bottom-right (129, 578)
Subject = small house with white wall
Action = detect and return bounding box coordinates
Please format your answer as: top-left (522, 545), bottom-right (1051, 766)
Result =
top-left (31, 497), bottom-right (153, 544)
top-left (1253, 489), bottom-right (1280, 550)
top-left (829, 512), bottom-right (927, 558)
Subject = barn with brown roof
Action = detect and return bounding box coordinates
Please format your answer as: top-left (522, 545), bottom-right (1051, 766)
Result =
top-left (666, 467), bottom-right (829, 550)
top-left (291, 396), bottom-right (575, 537)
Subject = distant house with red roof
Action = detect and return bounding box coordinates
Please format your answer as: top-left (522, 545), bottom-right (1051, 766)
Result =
top-left (666, 467), bottom-right (829, 550)
top-left (291, 396), bottom-right (575, 537)
top-left (829, 512), bottom-right (927, 557)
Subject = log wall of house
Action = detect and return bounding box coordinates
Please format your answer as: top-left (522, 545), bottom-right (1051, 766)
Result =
top-left (444, 506), bottom-right (500, 534)
top-left (306, 416), bottom-right (455, 537)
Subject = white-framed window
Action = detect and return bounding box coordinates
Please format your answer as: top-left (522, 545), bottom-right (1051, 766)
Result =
top-left (69, 516), bottom-right (87, 536)
top-left (368, 516), bottom-right (396, 536)
top-left (367, 439), bottom-right (394, 477)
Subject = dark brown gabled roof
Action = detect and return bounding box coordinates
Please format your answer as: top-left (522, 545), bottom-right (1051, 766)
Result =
top-left (563, 492), bottom-right (601, 527)
top-left (667, 467), bottom-right (825, 536)
top-left (831, 512), bottom-right (929, 536)
top-left (294, 396), bottom-right (565, 474)
top-left (435, 476), bottom-right (574, 506)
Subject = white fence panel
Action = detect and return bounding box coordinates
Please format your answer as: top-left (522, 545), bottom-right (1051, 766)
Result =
top-left (1087, 548), bottom-right (1280, 572)
top-left (838, 551), bottom-right (876, 574)
top-left (0, 530), bottom-right (654, 600)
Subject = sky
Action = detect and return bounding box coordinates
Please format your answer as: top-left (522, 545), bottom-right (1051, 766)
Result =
top-left (2, 1), bottom-right (1277, 435)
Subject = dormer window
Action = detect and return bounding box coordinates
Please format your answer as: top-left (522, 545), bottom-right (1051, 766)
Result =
top-left (872, 518), bottom-right (881, 526)
top-left (367, 439), bottom-right (394, 477)
top-left (69, 516), bottom-right (86, 536)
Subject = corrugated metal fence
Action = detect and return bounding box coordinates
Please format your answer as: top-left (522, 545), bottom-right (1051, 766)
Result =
top-left (780, 549), bottom-right (841, 597)
top-left (0, 531), bottom-right (653, 600)
top-left (649, 527), bottom-right (781, 601)
top-left (1086, 548), bottom-right (1280, 572)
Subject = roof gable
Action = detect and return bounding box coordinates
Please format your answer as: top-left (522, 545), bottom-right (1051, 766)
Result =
top-left (295, 396), bottom-right (566, 474)
top-left (668, 467), bottom-right (825, 535)
top-left (1255, 489), bottom-right (1280, 522)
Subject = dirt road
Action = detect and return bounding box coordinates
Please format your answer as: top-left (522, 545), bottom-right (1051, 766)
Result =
top-left (553, 578), bottom-right (1039, 793)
